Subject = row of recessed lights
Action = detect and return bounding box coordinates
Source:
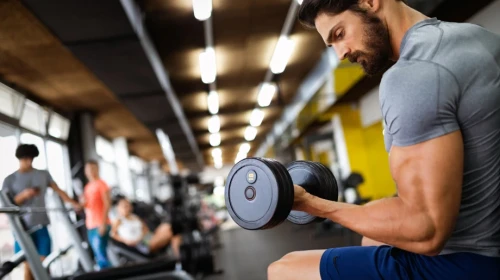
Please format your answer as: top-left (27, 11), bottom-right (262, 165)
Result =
top-left (192, 0), bottom-right (224, 168)
top-left (233, 0), bottom-right (302, 164)
top-left (194, 0), bottom-right (300, 168)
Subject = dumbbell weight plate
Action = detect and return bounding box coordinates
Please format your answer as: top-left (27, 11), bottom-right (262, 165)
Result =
top-left (225, 158), bottom-right (291, 230)
top-left (286, 161), bottom-right (325, 225)
top-left (266, 159), bottom-right (294, 225)
top-left (315, 162), bottom-right (339, 203)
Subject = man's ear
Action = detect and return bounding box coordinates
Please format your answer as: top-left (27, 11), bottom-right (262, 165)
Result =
top-left (358, 0), bottom-right (381, 13)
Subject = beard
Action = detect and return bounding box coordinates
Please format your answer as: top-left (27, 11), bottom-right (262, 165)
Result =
top-left (346, 10), bottom-right (392, 75)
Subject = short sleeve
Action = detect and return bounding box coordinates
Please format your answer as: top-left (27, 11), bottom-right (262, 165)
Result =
top-left (380, 61), bottom-right (460, 148)
top-left (45, 171), bottom-right (55, 184)
top-left (99, 180), bottom-right (110, 192)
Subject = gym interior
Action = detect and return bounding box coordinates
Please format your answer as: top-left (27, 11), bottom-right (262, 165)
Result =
top-left (0, 0), bottom-right (499, 279)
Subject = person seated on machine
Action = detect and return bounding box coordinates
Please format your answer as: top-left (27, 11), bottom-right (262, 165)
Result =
top-left (110, 197), bottom-right (182, 258)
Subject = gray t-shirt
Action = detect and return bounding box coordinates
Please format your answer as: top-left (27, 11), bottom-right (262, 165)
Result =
top-left (1, 169), bottom-right (54, 228)
top-left (381, 18), bottom-right (500, 257)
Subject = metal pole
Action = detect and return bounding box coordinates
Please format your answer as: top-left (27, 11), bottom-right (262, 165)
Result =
top-left (50, 195), bottom-right (94, 272)
top-left (0, 192), bottom-right (50, 280)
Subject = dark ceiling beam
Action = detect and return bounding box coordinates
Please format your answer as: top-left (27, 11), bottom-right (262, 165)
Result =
top-left (185, 103), bottom-right (281, 119)
top-left (118, 90), bottom-right (165, 100)
top-left (198, 135), bottom-right (266, 150)
top-left (193, 120), bottom-right (274, 136)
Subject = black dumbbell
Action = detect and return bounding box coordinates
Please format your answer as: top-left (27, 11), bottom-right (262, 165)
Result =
top-left (224, 158), bottom-right (338, 230)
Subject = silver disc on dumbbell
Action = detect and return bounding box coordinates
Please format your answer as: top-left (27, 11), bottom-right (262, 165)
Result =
top-left (224, 158), bottom-right (293, 230)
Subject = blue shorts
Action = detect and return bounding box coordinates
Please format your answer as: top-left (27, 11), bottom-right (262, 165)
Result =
top-left (14, 226), bottom-right (52, 257)
top-left (320, 246), bottom-right (500, 280)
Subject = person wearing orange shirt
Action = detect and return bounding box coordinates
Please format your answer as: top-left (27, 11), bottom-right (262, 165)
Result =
top-left (81, 160), bottom-right (111, 269)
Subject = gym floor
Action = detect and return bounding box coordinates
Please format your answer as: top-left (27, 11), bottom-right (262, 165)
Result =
top-left (207, 221), bottom-right (362, 280)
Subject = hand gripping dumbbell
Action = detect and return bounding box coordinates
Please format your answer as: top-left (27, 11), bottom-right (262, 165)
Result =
top-left (224, 158), bottom-right (338, 230)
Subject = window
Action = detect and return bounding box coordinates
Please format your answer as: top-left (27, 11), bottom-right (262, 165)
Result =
top-left (0, 83), bottom-right (25, 119)
top-left (99, 160), bottom-right (118, 188)
top-left (48, 113), bottom-right (70, 140)
top-left (20, 133), bottom-right (47, 170)
top-left (0, 123), bottom-right (18, 188)
top-left (46, 141), bottom-right (70, 192)
top-left (96, 136), bottom-right (115, 163)
top-left (20, 100), bottom-right (48, 135)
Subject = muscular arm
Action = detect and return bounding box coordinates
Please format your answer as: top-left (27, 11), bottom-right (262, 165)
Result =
top-left (300, 131), bottom-right (463, 255)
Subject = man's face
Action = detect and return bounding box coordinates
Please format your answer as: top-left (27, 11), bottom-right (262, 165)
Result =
top-left (85, 163), bottom-right (99, 179)
top-left (315, 8), bottom-right (392, 75)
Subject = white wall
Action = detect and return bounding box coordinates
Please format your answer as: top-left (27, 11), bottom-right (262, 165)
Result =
top-left (467, 0), bottom-right (500, 34)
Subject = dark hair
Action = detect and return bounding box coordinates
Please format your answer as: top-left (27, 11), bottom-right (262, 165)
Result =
top-left (86, 160), bottom-right (99, 166)
top-left (15, 144), bottom-right (39, 159)
top-left (298, 0), bottom-right (405, 28)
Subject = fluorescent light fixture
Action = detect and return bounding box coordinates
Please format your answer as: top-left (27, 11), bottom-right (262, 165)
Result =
top-left (270, 36), bottom-right (295, 74)
top-left (211, 147), bottom-right (222, 158)
top-left (296, 0), bottom-right (303, 4)
top-left (192, 0), bottom-right (212, 21)
top-left (250, 108), bottom-right (265, 127)
top-left (209, 132), bottom-right (221, 147)
top-left (208, 115), bottom-right (220, 133)
top-left (244, 126), bottom-right (257, 141)
top-left (257, 82), bottom-right (277, 107)
top-left (214, 161), bottom-right (223, 169)
top-left (207, 90), bottom-right (219, 114)
top-left (235, 152), bottom-right (247, 164)
top-left (200, 47), bottom-right (216, 84)
top-left (239, 143), bottom-right (251, 154)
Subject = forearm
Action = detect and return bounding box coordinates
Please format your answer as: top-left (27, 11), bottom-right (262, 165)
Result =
top-left (304, 195), bottom-right (437, 254)
top-left (56, 189), bottom-right (76, 204)
top-left (14, 193), bottom-right (27, 205)
top-left (101, 204), bottom-right (110, 227)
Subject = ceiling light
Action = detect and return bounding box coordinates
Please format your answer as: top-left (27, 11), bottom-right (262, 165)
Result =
top-left (235, 151), bottom-right (247, 164)
top-left (211, 147), bottom-right (222, 158)
top-left (257, 83), bottom-right (277, 107)
top-left (244, 126), bottom-right (257, 141)
top-left (239, 143), bottom-right (251, 154)
top-left (214, 161), bottom-right (223, 169)
top-left (270, 36), bottom-right (295, 74)
top-left (296, 0), bottom-right (303, 4)
top-left (192, 0), bottom-right (212, 21)
top-left (200, 47), bottom-right (216, 84)
top-left (208, 115), bottom-right (220, 133)
top-left (207, 90), bottom-right (219, 114)
top-left (210, 133), bottom-right (221, 147)
top-left (250, 108), bottom-right (265, 127)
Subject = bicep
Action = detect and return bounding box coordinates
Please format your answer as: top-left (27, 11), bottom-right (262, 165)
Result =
top-left (390, 131), bottom-right (463, 240)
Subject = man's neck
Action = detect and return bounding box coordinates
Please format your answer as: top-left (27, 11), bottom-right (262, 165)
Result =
top-left (88, 176), bottom-right (100, 182)
top-left (18, 167), bottom-right (33, 173)
top-left (384, 3), bottom-right (429, 60)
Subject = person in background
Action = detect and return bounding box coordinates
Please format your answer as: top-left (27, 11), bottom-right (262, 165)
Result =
top-left (110, 197), bottom-right (182, 258)
top-left (81, 160), bottom-right (112, 270)
top-left (1, 144), bottom-right (80, 280)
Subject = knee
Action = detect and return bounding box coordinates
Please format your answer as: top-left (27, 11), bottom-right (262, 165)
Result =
top-left (267, 252), bottom-right (297, 280)
top-left (268, 260), bottom-right (286, 280)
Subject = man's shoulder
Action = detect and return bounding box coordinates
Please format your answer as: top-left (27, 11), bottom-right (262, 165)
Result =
top-left (381, 60), bottom-right (439, 94)
top-left (3, 172), bottom-right (17, 183)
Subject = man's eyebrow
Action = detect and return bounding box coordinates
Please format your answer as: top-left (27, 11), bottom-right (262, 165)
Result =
top-left (326, 22), bottom-right (342, 45)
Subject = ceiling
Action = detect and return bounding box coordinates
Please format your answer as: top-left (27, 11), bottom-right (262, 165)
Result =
top-left (138, 0), bottom-right (326, 165)
top-left (2, 0), bottom-right (492, 172)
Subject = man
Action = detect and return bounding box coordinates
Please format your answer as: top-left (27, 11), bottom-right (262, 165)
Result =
top-left (81, 160), bottom-right (112, 269)
top-left (268, 0), bottom-right (500, 279)
top-left (1, 144), bottom-right (80, 280)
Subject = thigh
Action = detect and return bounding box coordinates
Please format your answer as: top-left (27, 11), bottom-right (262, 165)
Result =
top-left (32, 227), bottom-right (52, 257)
top-left (320, 246), bottom-right (407, 280)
